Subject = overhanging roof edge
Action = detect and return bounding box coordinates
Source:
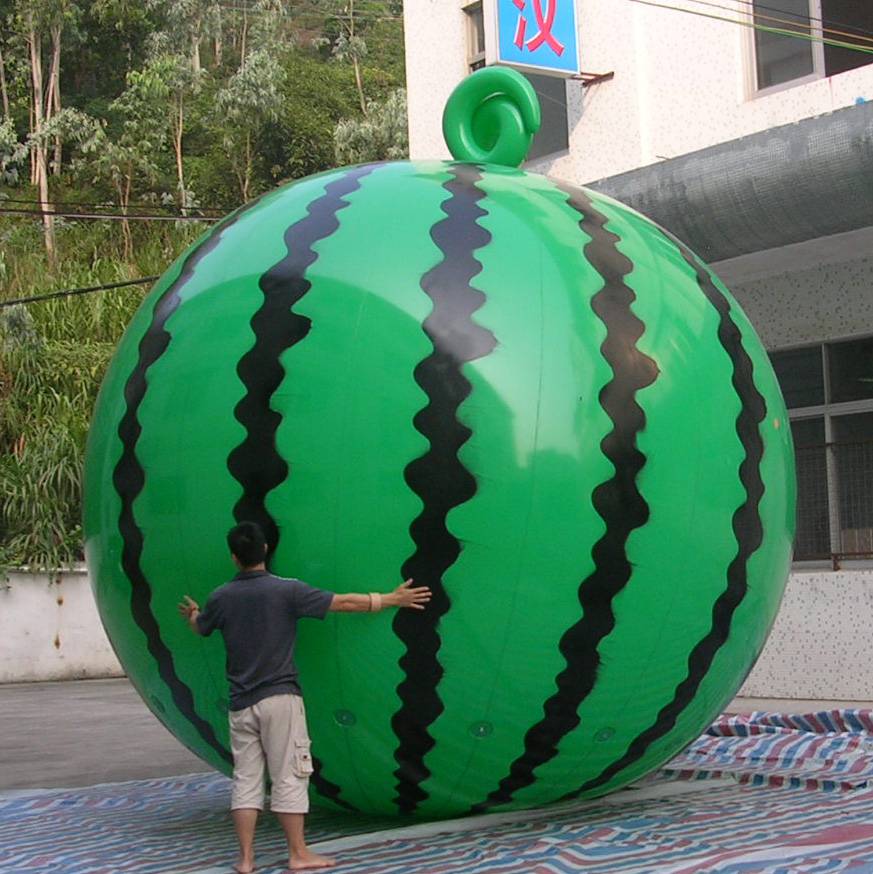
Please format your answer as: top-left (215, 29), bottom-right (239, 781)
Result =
top-left (586, 101), bottom-right (873, 263)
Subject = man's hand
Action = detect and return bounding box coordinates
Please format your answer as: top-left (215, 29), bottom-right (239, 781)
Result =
top-left (178, 595), bottom-right (202, 634)
top-left (178, 595), bottom-right (199, 619)
top-left (387, 579), bottom-right (431, 610)
top-left (329, 579), bottom-right (432, 612)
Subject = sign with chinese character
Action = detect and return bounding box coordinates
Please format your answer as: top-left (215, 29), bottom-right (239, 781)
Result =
top-left (486, 0), bottom-right (580, 77)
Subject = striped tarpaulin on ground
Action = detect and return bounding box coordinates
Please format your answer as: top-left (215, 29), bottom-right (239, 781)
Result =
top-left (664, 709), bottom-right (873, 791)
top-left (4, 711), bottom-right (873, 873)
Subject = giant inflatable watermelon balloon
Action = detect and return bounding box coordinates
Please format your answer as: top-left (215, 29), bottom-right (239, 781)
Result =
top-left (84, 67), bottom-right (795, 818)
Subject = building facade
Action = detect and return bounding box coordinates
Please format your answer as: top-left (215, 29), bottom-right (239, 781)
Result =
top-left (403, 0), bottom-right (873, 698)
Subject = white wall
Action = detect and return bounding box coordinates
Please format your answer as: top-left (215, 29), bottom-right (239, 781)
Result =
top-left (739, 571), bottom-right (873, 700)
top-left (404, 0), bottom-right (873, 183)
top-left (727, 246), bottom-right (873, 351)
top-left (2, 567), bottom-right (871, 701)
top-left (0, 568), bottom-right (123, 683)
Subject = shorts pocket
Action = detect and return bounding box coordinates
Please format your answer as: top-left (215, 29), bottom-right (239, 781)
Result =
top-left (292, 739), bottom-right (314, 777)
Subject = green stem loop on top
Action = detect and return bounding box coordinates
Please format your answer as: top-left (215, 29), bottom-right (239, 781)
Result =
top-left (442, 66), bottom-right (542, 168)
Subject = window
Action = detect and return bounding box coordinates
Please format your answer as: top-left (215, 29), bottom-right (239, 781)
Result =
top-left (463, 5), bottom-right (569, 162)
top-left (753, 1), bottom-right (873, 92)
top-left (524, 73), bottom-right (569, 162)
top-left (770, 337), bottom-right (873, 565)
top-left (465, 2), bottom-right (486, 71)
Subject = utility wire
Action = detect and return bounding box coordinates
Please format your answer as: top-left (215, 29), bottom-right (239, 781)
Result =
top-left (629, 0), bottom-right (873, 55)
top-left (0, 207), bottom-right (220, 222)
top-left (0, 276), bottom-right (158, 309)
top-left (725, 0), bottom-right (873, 42)
top-left (0, 196), bottom-right (230, 214)
top-left (215, 2), bottom-right (401, 21)
top-left (686, 0), bottom-right (873, 46)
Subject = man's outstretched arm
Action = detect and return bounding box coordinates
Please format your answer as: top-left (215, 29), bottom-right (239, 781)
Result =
top-left (329, 579), bottom-right (431, 613)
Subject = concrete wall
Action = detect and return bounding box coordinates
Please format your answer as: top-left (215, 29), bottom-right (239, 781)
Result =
top-left (404, 0), bottom-right (873, 184)
top-left (728, 247), bottom-right (873, 351)
top-left (739, 571), bottom-right (873, 700)
top-left (0, 568), bottom-right (123, 683)
top-left (2, 567), bottom-right (872, 700)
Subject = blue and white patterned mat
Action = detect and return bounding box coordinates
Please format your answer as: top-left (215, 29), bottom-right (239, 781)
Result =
top-left (5, 711), bottom-right (873, 874)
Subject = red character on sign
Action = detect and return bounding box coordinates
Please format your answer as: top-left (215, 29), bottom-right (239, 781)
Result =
top-left (512, 0), bottom-right (565, 57)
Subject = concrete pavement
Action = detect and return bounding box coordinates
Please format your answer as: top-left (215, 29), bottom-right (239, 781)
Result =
top-left (4, 677), bottom-right (873, 793)
top-left (0, 677), bottom-right (207, 790)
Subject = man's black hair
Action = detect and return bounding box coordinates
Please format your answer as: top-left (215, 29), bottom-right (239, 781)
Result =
top-left (227, 521), bottom-right (267, 568)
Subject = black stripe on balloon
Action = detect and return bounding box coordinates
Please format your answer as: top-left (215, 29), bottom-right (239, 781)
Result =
top-left (226, 166), bottom-right (375, 811)
top-left (227, 165), bottom-right (375, 559)
top-left (562, 234), bottom-right (766, 802)
top-left (113, 198), bottom-right (268, 766)
top-left (470, 182), bottom-right (659, 815)
top-left (391, 163), bottom-right (496, 815)
top-left (311, 756), bottom-right (356, 812)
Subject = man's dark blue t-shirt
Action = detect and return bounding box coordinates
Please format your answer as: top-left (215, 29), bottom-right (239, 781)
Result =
top-left (196, 570), bottom-right (333, 711)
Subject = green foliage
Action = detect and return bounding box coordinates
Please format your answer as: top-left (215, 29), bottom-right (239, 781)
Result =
top-left (0, 117), bottom-right (26, 184)
top-left (0, 302), bottom-right (116, 572)
top-left (100, 64), bottom-right (171, 179)
top-left (215, 48), bottom-right (285, 199)
top-left (0, 0), bottom-right (406, 569)
top-left (259, 49), bottom-right (360, 182)
top-left (0, 202), bottom-right (208, 299)
top-left (0, 208), bottom-right (209, 571)
top-left (334, 88), bottom-right (407, 164)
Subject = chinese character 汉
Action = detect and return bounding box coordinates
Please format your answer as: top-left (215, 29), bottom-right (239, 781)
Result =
top-left (512, 0), bottom-right (565, 57)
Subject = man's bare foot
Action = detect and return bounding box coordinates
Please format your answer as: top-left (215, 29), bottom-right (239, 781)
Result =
top-left (287, 850), bottom-right (335, 870)
top-left (233, 859), bottom-right (255, 873)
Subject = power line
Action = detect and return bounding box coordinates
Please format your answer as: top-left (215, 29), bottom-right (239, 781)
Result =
top-left (688, 0), bottom-right (873, 46)
top-left (0, 207), bottom-right (220, 222)
top-left (215, 2), bottom-right (401, 22)
top-left (629, 0), bottom-right (873, 55)
top-left (730, 0), bottom-right (873, 42)
top-left (0, 196), bottom-right (230, 214)
top-left (1, 276), bottom-right (158, 309)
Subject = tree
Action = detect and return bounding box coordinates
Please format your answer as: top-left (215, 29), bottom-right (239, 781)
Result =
top-left (46, 69), bottom-right (170, 257)
top-left (9, 0), bottom-right (79, 262)
top-left (90, 0), bottom-right (154, 76)
top-left (215, 48), bottom-right (284, 201)
top-left (0, 35), bottom-right (9, 121)
top-left (136, 53), bottom-right (203, 212)
top-left (146, 0), bottom-right (220, 73)
top-left (0, 116), bottom-right (26, 183)
top-left (317, 0), bottom-right (403, 117)
top-left (99, 73), bottom-right (167, 256)
top-left (258, 48), bottom-right (360, 183)
top-left (334, 88), bottom-right (407, 165)
top-left (314, 0), bottom-right (368, 116)
top-left (15, 0), bottom-right (56, 260)
top-left (332, 21), bottom-right (367, 115)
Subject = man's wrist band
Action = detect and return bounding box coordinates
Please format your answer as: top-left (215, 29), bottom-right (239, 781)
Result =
top-left (369, 592), bottom-right (382, 612)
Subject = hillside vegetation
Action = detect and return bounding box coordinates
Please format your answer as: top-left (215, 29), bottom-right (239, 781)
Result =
top-left (0, 0), bottom-right (406, 569)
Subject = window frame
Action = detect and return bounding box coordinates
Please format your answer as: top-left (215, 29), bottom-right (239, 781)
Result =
top-left (748, 0), bottom-right (826, 97)
top-left (773, 337), bottom-right (873, 570)
top-left (464, 1), bottom-right (486, 72)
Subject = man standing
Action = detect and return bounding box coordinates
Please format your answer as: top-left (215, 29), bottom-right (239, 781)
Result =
top-left (178, 521), bottom-right (431, 872)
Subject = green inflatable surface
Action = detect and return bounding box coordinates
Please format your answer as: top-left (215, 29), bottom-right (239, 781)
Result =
top-left (84, 70), bottom-right (795, 819)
